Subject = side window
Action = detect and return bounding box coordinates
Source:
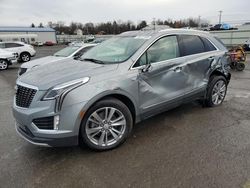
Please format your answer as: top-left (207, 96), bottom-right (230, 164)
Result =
top-left (178, 35), bottom-right (205, 56)
top-left (147, 36), bottom-right (179, 64)
top-left (5, 43), bottom-right (23, 48)
top-left (200, 37), bottom-right (216, 52)
top-left (134, 53), bottom-right (147, 67)
top-left (133, 36), bottom-right (179, 67)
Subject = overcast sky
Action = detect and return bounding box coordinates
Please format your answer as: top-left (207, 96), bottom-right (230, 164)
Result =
top-left (0, 0), bottom-right (249, 26)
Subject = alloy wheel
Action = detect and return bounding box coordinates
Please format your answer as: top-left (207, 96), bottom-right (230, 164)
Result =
top-left (0, 60), bottom-right (8, 70)
top-left (85, 107), bottom-right (126, 147)
top-left (211, 80), bottom-right (226, 105)
top-left (21, 54), bottom-right (30, 62)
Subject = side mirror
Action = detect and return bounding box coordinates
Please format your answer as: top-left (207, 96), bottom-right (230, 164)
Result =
top-left (73, 54), bottom-right (81, 60)
top-left (140, 64), bottom-right (152, 73)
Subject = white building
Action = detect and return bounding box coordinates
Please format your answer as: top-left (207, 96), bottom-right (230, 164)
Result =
top-left (0, 27), bottom-right (57, 44)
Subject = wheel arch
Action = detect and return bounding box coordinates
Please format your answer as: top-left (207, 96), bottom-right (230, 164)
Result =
top-left (79, 91), bottom-right (140, 126)
top-left (20, 51), bottom-right (31, 56)
top-left (209, 68), bottom-right (231, 84)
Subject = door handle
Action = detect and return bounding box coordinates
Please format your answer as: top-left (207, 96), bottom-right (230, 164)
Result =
top-left (173, 66), bottom-right (183, 72)
top-left (208, 56), bottom-right (215, 61)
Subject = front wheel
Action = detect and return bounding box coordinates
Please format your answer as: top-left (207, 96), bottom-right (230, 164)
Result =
top-left (0, 59), bottom-right (8, 70)
top-left (20, 52), bottom-right (31, 62)
top-left (204, 76), bottom-right (228, 107)
top-left (80, 98), bottom-right (133, 151)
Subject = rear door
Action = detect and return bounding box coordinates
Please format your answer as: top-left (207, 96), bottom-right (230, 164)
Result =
top-left (177, 35), bottom-right (216, 95)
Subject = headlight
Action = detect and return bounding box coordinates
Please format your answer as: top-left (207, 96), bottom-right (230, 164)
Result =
top-left (42, 77), bottom-right (90, 101)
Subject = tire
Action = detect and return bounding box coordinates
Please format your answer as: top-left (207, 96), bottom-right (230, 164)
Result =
top-left (79, 98), bottom-right (133, 151)
top-left (20, 52), bottom-right (31, 62)
top-left (204, 76), bottom-right (227, 107)
top-left (0, 59), bottom-right (9, 70)
top-left (236, 63), bottom-right (245, 71)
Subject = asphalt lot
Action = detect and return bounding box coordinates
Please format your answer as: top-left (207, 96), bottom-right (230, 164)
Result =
top-left (0, 45), bottom-right (250, 188)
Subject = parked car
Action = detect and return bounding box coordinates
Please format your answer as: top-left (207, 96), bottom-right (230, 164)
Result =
top-left (34, 41), bottom-right (43, 47)
top-left (44, 41), bottom-right (55, 46)
top-left (18, 43), bottom-right (96, 76)
top-left (0, 49), bottom-right (18, 70)
top-left (0, 41), bottom-right (36, 62)
top-left (68, 41), bottom-right (85, 46)
top-left (210, 23), bottom-right (237, 31)
top-left (13, 29), bottom-right (231, 151)
top-left (243, 39), bottom-right (250, 51)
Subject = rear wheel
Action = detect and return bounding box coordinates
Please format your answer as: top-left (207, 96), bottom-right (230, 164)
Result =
top-left (204, 76), bottom-right (227, 107)
top-left (20, 52), bottom-right (31, 62)
top-left (0, 59), bottom-right (8, 70)
top-left (80, 98), bottom-right (133, 151)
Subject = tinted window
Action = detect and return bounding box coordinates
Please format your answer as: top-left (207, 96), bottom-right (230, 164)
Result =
top-left (200, 37), bottom-right (216, 52)
top-left (5, 43), bottom-right (23, 48)
top-left (178, 35), bottom-right (205, 56)
top-left (134, 36), bottom-right (179, 67)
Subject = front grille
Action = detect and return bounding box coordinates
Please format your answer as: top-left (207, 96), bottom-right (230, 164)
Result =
top-left (33, 116), bottom-right (54, 130)
top-left (16, 85), bottom-right (37, 108)
top-left (18, 68), bottom-right (27, 76)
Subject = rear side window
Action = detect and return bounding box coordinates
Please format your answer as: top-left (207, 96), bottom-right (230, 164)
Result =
top-left (200, 37), bottom-right (217, 52)
top-left (178, 35), bottom-right (205, 56)
top-left (5, 43), bottom-right (23, 48)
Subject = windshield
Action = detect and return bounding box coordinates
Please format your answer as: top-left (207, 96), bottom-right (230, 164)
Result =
top-left (54, 46), bottom-right (81, 57)
top-left (81, 36), bottom-right (147, 64)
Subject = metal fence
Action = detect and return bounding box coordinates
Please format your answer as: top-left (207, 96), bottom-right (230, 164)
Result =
top-left (56, 35), bottom-right (114, 43)
top-left (210, 29), bottom-right (250, 47)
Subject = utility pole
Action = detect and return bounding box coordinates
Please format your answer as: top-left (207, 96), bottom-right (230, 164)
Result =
top-left (219, 10), bottom-right (222, 24)
top-left (198, 15), bottom-right (201, 29)
top-left (153, 18), bottom-right (156, 30)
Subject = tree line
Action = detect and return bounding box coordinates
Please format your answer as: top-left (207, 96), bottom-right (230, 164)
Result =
top-left (31, 18), bottom-right (208, 35)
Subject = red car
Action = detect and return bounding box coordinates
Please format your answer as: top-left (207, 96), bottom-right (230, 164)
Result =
top-left (44, 41), bottom-right (55, 46)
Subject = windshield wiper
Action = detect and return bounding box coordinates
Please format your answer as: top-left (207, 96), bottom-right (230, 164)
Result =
top-left (82, 58), bottom-right (104, 64)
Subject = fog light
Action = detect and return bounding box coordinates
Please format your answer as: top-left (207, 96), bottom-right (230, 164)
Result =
top-left (54, 115), bottom-right (60, 130)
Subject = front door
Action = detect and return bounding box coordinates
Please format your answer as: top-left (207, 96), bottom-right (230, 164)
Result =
top-left (135, 35), bottom-right (193, 116)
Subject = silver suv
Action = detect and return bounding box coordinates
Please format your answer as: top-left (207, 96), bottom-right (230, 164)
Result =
top-left (13, 29), bottom-right (231, 151)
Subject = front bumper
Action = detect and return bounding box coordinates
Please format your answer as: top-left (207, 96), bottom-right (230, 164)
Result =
top-left (12, 90), bottom-right (86, 147)
top-left (15, 122), bottom-right (77, 147)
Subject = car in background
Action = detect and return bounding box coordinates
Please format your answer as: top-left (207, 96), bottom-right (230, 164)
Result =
top-left (44, 41), bottom-right (55, 46)
top-left (18, 43), bottom-right (96, 76)
top-left (34, 41), bottom-right (43, 47)
top-left (0, 48), bottom-right (18, 70)
top-left (210, 23), bottom-right (237, 31)
top-left (243, 39), bottom-right (250, 51)
top-left (90, 38), bottom-right (107, 44)
top-left (0, 41), bottom-right (36, 62)
top-left (68, 41), bottom-right (85, 46)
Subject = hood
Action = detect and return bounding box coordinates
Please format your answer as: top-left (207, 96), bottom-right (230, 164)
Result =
top-left (0, 49), bottom-right (14, 58)
top-left (21, 56), bottom-right (68, 69)
top-left (18, 59), bottom-right (118, 90)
